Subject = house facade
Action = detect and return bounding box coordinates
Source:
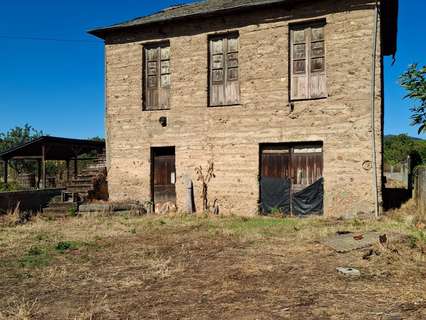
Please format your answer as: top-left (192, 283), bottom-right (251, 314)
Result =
top-left (90, 0), bottom-right (398, 216)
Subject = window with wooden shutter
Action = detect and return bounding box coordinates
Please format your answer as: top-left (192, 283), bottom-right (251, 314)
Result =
top-left (144, 42), bottom-right (171, 110)
top-left (209, 33), bottom-right (240, 107)
top-left (290, 22), bottom-right (326, 100)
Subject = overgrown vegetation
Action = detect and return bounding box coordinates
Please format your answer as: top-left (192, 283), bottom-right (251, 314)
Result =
top-left (400, 64), bottom-right (426, 134)
top-left (384, 134), bottom-right (426, 165)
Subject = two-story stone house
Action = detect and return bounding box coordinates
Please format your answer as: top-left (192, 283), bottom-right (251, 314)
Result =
top-left (89, 0), bottom-right (398, 216)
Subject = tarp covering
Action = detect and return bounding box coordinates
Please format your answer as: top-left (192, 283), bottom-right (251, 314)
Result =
top-left (260, 177), bottom-right (291, 214)
top-left (260, 177), bottom-right (324, 215)
top-left (292, 178), bottom-right (324, 216)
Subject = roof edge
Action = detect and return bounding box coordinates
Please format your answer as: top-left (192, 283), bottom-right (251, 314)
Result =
top-left (0, 136), bottom-right (105, 160)
top-left (88, 0), bottom-right (290, 39)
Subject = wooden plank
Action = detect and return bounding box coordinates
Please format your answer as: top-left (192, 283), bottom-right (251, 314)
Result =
top-left (41, 145), bottom-right (46, 189)
top-left (261, 150), bottom-right (290, 178)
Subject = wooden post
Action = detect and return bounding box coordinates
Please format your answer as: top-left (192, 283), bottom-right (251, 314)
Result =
top-left (66, 159), bottom-right (70, 183)
top-left (73, 158), bottom-right (78, 179)
top-left (41, 145), bottom-right (46, 189)
top-left (3, 159), bottom-right (8, 185)
top-left (37, 159), bottom-right (42, 189)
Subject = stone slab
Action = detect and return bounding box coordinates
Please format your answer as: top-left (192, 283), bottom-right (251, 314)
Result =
top-left (323, 232), bottom-right (381, 253)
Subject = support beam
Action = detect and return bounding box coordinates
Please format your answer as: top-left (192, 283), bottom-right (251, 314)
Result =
top-left (3, 159), bottom-right (8, 185)
top-left (41, 144), bottom-right (46, 189)
top-left (73, 157), bottom-right (78, 179)
top-left (66, 160), bottom-right (70, 183)
top-left (8, 156), bottom-right (43, 160)
top-left (37, 159), bottom-right (42, 189)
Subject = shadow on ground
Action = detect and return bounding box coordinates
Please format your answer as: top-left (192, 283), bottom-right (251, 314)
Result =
top-left (383, 187), bottom-right (412, 210)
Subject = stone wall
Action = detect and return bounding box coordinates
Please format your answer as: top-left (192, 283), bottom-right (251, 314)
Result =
top-left (103, 0), bottom-right (383, 216)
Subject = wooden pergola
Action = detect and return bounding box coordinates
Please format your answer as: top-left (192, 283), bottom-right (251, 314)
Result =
top-left (0, 136), bottom-right (105, 189)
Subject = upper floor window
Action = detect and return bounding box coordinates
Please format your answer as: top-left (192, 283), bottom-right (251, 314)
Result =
top-left (144, 42), bottom-right (171, 110)
top-left (209, 33), bottom-right (240, 107)
top-left (290, 21), bottom-right (327, 100)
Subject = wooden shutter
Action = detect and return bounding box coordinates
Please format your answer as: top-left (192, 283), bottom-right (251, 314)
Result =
top-left (309, 25), bottom-right (326, 98)
top-left (290, 28), bottom-right (309, 100)
top-left (290, 22), bottom-right (326, 100)
top-left (144, 43), bottom-right (170, 110)
top-left (210, 34), bottom-right (240, 106)
top-left (225, 35), bottom-right (240, 105)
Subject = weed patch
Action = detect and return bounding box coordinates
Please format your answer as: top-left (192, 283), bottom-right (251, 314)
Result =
top-left (55, 241), bottom-right (79, 253)
top-left (68, 207), bottom-right (78, 217)
top-left (19, 246), bottom-right (51, 268)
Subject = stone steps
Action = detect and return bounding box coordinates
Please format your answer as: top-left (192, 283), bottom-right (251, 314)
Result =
top-left (43, 202), bottom-right (78, 216)
top-left (44, 153), bottom-right (107, 215)
top-left (66, 185), bottom-right (93, 193)
top-left (70, 177), bottom-right (93, 185)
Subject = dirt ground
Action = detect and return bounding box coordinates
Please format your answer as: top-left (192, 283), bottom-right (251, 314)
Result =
top-left (0, 211), bottom-right (425, 320)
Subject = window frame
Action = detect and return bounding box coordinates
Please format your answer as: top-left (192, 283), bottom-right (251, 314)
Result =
top-left (142, 40), bottom-right (171, 111)
top-left (208, 31), bottom-right (241, 108)
top-left (289, 20), bottom-right (327, 101)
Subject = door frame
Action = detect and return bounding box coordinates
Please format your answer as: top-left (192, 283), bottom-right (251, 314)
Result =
top-left (150, 146), bottom-right (176, 211)
top-left (258, 141), bottom-right (324, 214)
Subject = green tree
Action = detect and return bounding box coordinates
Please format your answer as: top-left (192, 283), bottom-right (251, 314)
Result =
top-left (0, 124), bottom-right (44, 178)
top-left (384, 134), bottom-right (415, 165)
top-left (0, 124), bottom-right (44, 153)
top-left (384, 134), bottom-right (426, 166)
top-left (88, 136), bottom-right (105, 142)
top-left (400, 64), bottom-right (426, 134)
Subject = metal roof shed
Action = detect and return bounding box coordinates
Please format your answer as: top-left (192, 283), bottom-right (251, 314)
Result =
top-left (0, 136), bottom-right (105, 189)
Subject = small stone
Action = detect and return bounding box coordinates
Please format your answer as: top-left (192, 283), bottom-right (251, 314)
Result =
top-left (336, 267), bottom-right (361, 277)
top-left (383, 313), bottom-right (402, 320)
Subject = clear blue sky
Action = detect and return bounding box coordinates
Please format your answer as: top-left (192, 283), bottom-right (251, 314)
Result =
top-left (0, 0), bottom-right (424, 139)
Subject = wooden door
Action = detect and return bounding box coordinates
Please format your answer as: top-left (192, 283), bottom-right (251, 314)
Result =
top-left (291, 145), bottom-right (323, 192)
top-left (261, 144), bottom-right (322, 182)
top-left (261, 146), bottom-right (291, 178)
top-left (152, 147), bottom-right (176, 207)
top-left (260, 143), bottom-right (323, 214)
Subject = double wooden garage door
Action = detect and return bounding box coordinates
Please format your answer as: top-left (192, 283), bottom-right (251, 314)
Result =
top-left (260, 143), bottom-right (324, 215)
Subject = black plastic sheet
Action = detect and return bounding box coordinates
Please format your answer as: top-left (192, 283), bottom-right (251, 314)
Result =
top-left (260, 177), bottom-right (291, 214)
top-left (260, 177), bottom-right (324, 216)
top-left (292, 178), bottom-right (324, 216)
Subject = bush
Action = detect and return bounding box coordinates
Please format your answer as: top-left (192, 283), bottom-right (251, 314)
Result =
top-left (0, 181), bottom-right (21, 192)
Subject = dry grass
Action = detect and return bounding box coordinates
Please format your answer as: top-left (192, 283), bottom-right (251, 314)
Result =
top-left (0, 297), bottom-right (39, 320)
top-left (0, 209), bottom-right (425, 319)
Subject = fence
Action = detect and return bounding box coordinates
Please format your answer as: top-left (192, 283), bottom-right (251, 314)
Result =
top-left (414, 167), bottom-right (426, 217)
top-left (0, 189), bottom-right (63, 214)
top-left (384, 158), bottom-right (411, 188)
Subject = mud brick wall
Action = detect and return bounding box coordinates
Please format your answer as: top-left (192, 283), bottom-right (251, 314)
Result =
top-left (103, 0), bottom-right (383, 216)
